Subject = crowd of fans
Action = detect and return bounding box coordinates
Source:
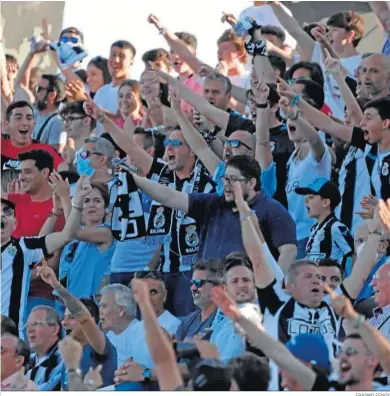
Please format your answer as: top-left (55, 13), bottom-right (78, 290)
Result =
top-left (1, 0), bottom-right (390, 391)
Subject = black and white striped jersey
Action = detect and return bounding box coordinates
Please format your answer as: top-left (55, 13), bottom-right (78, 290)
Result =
top-left (1, 236), bottom-right (48, 335)
top-left (305, 214), bottom-right (354, 271)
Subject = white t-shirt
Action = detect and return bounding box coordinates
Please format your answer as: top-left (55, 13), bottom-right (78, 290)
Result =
top-left (311, 43), bottom-right (362, 119)
top-left (106, 319), bottom-right (139, 367)
top-left (229, 71), bottom-right (250, 89)
top-left (238, 4), bottom-right (297, 49)
top-left (94, 83), bottom-right (120, 136)
top-left (286, 148), bottom-right (332, 241)
top-left (129, 310), bottom-right (181, 368)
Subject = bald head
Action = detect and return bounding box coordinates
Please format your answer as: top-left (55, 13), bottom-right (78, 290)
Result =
top-left (361, 53), bottom-right (390, 98)
top-left (223, 130), bottom-right (255, 161)
top-left (230, 130), bottom-right (256, 151)
top-left (372, 261), bottom-right (390, 308)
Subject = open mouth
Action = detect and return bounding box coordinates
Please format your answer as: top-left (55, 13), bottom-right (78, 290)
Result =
top-left (65, 329), bottom-right (72, 335)
top-left (311, 288), bottom-right (320, 293)
top-left (339, 360), bottom-right (351, 376)
top-left (167, 154), bottom-right (176, 162)
top-left (288, 124), bottom-right (296, 133)
top-left (362, 129), bottom-right (369, 139)
top-left (19, 128), bottom-right (29, 135)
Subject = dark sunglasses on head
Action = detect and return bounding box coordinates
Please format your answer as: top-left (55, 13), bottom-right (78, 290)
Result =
top-left (80, 150), bottom-right (104, 159)
top-left (60, 36), bottom-right (80, 44)
top-left (287, 76), bottom-right (312, 85)
top-left (65, 241), bottom-right (80, 263)
top-left (134, 271), bottom-right (164, 281)
top-left (163, 138), bottom-right (184, 148)
top-left (224, 139), bottom-right (252, 150)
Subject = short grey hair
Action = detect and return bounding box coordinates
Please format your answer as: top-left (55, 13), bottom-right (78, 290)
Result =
top-left (286, 259), bottom-right (318, 283)
top-left (100, 284), bottom-right (137, 318)
top-left (30, 305), bottom-right (62, 337)
top-left (204, 72), bottom-right (232, 94)
top-left (85, 136), bottom-right (116, 161)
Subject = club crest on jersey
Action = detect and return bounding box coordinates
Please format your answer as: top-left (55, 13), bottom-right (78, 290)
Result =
top-left (153, 207), bottom-right (165, 229)
top-left (8, 246), bottom-right (17, 257)
top-left (270, 141), bottom-right (276, 152)
top-left (185, 225), bottom-right (199, 248)
top-left (382, 163), bottom-right (389, 177)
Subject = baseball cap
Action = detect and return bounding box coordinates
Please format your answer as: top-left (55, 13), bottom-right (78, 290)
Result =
top-left (192, 359), bottom-right (233, 391)
top-left (295, 178), bottom-right (341, 208)
top-left (286, 334), bottom-right (331, 371)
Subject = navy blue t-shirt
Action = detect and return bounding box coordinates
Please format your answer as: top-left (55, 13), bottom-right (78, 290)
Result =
top-left (187, 191), bottom-right (297, 260)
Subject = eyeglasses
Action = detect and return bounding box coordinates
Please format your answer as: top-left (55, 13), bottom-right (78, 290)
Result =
top-left (221, 175), bottom-right (248, 185)
top-left (163, 138), bottom-right (184, 148)
top-left (64, 116), bottom-right (85, 124)
top-left (2, 207), bottom-right (14, 217)
top-left (80, 150), bottom-right (104, 159)
top-left (336, 346), bottom-right (359, 358)
top-left (287, 76), bottom-right (312, 85)
top-left (65, 241), bottom-right (80, 263)
top-left (24, 321), bottom-right (55, 330)
top-left (60, 36), bottom-right (80, 44)
top-left (224, 139), bottom-right (252, 150)
top-left (35, 85), bottom-right (48, 93)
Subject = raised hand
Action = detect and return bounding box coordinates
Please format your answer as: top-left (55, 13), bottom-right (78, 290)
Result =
top-left (322, 48), bottom-right (341, 75)
top-left (278, 96), bottom-right (298, 120)
top-left (37, 263), bottom-right (60, 289)
top-left (83, 96), bottom-right (103, 120)
top-left (199, 64), bottom-right (214, 78)
top-left (211, 287), bottom-right (242, 322)
top-left (7, 178), bottom-right (22, 194)
top-left (221, 12), bottom-right (238, 26)
top-left (231, 181), bottom-right (246, 211)
top-left (276, 76), bottom-right (297, 100)
top-left (311, 24), bottom-right (328, 43)
top-left (59, 336), bottom-right (83, 369)
top-left (168, 87), bottom-right (182, 113)
top-left (84, 365), bottom-right (103, 390)
top-left (215, 60), bottom-right (228, 76)
top-left (251, 70), bottom-right (269, 104)
top-left (49, 170), bottom-right (70, 200)
top-left (130, 278), bottom-right (151, 307)
top-left (65, 80), bottom-right (88, 102)
top-left (147, 14), bottom-right (163, 31)
top-left (324, 284), bottom-right (358, 321)
top-left (73, 174), bottom-right (92, 207)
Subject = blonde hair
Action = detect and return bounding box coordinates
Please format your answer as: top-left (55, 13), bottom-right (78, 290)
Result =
top-left (217, 29), bottom-right (248, 64)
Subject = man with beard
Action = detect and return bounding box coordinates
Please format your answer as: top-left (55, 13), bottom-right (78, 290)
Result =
top-left (1, 101), bottom-right (62, 171)
top-left (32, 74), bottom-right (66, 152)
top-left (360, 53), bottom-right (390, 100)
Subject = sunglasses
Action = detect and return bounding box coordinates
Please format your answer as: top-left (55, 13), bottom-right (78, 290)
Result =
top-left (287, 76), bottom-right (312, 85)
top-left (163, 138), bottom-right (184, 148)
top-left (190, 279), bottom-right (219, 288)
top-left (35, 85), bottom-right (49, 93)
top-left (80, 150), bottom-right (104, 159)
top-left (64, 116), bottom-right (85, 124)
top-left (60, 36), bottom-right (80, 44)
top-left (65, 241), bottom-right (80, 263)
top-left (2, 207), bottom-right (14, 217)
top-left (224, 139), bottom-right (252, 150)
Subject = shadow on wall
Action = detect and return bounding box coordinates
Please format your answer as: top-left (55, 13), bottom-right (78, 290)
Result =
top-left (1, 1), bottom-right (65, 73)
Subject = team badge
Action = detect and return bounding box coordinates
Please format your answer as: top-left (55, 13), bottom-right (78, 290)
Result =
top-left (153, 207), bottom-right (165, 229)
top-left (185, 225), bottom-right (199, 247)
top-left (270, 141), bottom-right (276, 152)
top-left (382, 163), bottom-right (389, 176)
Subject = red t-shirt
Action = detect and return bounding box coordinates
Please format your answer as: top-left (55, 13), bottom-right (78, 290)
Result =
top-left (8, 193), bottom-right (66, 299)
top-left (1, 137), bottom-right (63, 171)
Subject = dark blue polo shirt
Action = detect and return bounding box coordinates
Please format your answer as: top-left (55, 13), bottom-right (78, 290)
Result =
top-left (187, 191), bottom-right (297, 260)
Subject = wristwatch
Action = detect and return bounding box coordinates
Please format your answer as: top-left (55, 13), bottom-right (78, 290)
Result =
top-left (143, 368), bottom-right (152, 380)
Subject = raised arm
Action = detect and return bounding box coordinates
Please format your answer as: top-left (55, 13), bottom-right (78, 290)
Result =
top-left (232, 182), bottom-right (275, 288)
top-left (323, 48), bottom-right (363, 125)
top-left (132, 172), bottom-right (189, 213)
top-left (277, 77), bottom-right (353, 142)
top-left (39, 265), bottom-right (106, 355)
top-left (83, 97), bottom-right (154, 175)
top-left (211, 288), bottom-right (317, 390)
top-left (170, 89), bottom-right (220, 175)
top-left (342, 207), bottom-right (382, 299)
top-left (252, 72), bottom-right (274, 170)
top-left (370, 1), bottom-right (390, 33)
top-left (134, 279), bottom-right (184, 390)
top-left (1, 45), bottom-right (13, 105)
top-left (270, 2), bottom-right (315, 61)
top-left (279, 96), bottom-right (325, 162)
top-left (148, 14), bottom-right (204, 75)
top-left (155, 69), bottom-right (230, 131)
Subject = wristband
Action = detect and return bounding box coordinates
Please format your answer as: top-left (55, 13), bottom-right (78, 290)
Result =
top-left (66, 368), bottom-right (82, 376)
top-left (240, 211), bottom-right (255, 221)
top-left (289, 95), bottom-right (301, 107)
top-left (288, 111), bottom-right (300, 121)
top-left (255, 102), bottom-right (268, 108)
top-left (369, 230), bottom-right (382, 237)
top-left (245, 39), bottom-right (268, 57)
top-left (49, 211), bottom-right (61, 218)
top-left (71, 200), bottom-right (83, 212)
top-left (353, 314), bottom-right (365, 329)
top-left (158, 27), bottom-right (166, 35)
top-left (200, 130), bottom-right (217, 145)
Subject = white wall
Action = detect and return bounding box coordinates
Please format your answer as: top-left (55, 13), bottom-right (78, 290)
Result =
top-left (62, 0), bottom-right (250, 79)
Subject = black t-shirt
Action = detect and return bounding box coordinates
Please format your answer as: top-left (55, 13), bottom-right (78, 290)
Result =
top-left (214, 108), bottom-right (255, 137)
top-left (269, 124), bottom-right (295, 208)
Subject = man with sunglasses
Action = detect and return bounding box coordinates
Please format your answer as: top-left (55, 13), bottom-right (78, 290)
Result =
top-left (32, 74), bottom-right (66, 152)
top-left (59, 27), bottom-right (84, 47)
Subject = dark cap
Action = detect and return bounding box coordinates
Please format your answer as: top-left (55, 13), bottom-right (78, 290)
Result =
top-left (295, 178), bottom-right (341, 208)
top-left (1, 198), bottom-right (15, 212)
top-left (192, 359), bottom-right (233, 391)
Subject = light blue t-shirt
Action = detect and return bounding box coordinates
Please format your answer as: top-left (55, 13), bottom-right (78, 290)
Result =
top-left (58, 223), bottom-right (116, 298)
top-left (286, 149), bottom-right (332, 241)
top-left (32, 110), bottom-right (66, 146)
top-left (213, 160), bottom-right (276, 199)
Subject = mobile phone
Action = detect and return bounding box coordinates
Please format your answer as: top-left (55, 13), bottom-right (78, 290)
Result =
top-left (233, 17), bottom-right (253, 37)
